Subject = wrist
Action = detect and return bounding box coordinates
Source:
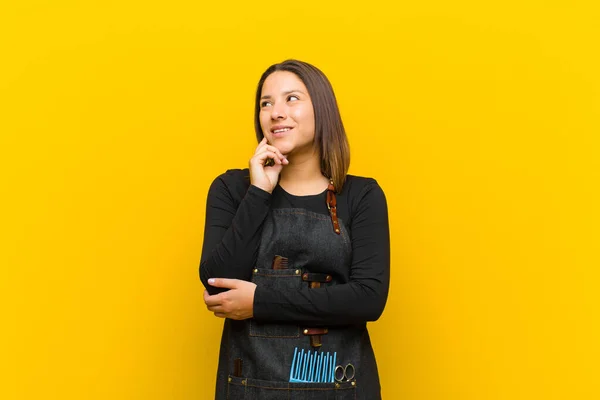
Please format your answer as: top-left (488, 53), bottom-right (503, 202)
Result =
top-left (250, 183), bottom-right (274, 195)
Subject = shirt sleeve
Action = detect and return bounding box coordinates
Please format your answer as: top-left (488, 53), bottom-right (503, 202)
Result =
top-left (199, 172), bottom-right (272, 295)
top-left (252, 182), bottom-right (390, 326)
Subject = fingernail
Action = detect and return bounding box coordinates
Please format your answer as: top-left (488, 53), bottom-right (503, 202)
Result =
top-left (208, 278), bottom-right (215, 284)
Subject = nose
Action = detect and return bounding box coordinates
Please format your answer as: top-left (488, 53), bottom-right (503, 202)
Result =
top-left (270, 103), bottom-right (286, 120)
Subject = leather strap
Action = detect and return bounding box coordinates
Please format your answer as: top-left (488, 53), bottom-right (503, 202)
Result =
top-left (303, 328), bottom-right (329, 348)
top-left (303, 328), bottom-right (328, 335)
top-left (233, 358), bottom-right (243, 377)
top-left (326, 181), bottom-right (341, 235)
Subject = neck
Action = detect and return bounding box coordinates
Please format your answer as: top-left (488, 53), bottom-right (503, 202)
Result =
top-left (278, 150), bottom-right (329, 195)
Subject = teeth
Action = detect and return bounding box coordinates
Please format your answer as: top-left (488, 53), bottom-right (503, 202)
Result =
top-left (273, 128), bottom-right (291, 133)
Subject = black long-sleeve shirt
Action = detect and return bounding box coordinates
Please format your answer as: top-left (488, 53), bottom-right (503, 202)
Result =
top-left (199, 169), bottom-right (390, 326)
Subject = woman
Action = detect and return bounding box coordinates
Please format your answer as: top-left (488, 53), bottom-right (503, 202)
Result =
top-left (200, 59), bottom-right (390, 399)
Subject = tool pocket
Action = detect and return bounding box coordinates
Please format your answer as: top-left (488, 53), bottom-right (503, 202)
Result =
top-left (226, 375), bottom-right (246, 399)
top-left (249, 268), bottom-right (302, 338)
top-left (227, 375), bottom-right (357, 400)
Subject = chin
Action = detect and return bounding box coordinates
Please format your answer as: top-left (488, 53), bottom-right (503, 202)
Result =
top-left (278, 147), bottom-right (295, 156)
top-left (271, 140), bottom-right (294, 155)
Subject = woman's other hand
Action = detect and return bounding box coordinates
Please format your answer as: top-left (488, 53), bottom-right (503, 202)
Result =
top-left (249, 138), bottom-right (288, 193)
top-left (203, 279), bottom-right (257, 320)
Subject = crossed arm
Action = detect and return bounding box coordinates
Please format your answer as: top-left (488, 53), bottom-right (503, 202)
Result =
top-left (199, 175), bottom-right (390, 326)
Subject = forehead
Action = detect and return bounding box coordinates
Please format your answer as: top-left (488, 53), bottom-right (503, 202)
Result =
top-left (261, 71), bottom-right (308, 95)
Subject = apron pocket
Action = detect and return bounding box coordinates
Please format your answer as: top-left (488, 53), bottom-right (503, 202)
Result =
top-left (226, 375), bottom-right (246, 399)
top-left (249, 268), bottom-right (302, 338)
top-left (227, 375), bottom-right (357, 400)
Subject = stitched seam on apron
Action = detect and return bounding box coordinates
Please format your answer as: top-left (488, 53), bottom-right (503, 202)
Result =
top-left (243, 384), bottom-right (356, 391)
top-left (248, 332), bottom-right (300, 338)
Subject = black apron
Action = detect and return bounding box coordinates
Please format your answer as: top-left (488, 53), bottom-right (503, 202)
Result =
top-left (214, 187), bottom-right (381, 399)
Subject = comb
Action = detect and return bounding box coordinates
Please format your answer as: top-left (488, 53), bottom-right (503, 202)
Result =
top-left (289, 347), bottom-right (337, 383)
top-left (272, 255), bottom-right (289, 270)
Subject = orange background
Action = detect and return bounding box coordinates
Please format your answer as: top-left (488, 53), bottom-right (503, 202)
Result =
top-left (1, 1), bottom-right (599, 399)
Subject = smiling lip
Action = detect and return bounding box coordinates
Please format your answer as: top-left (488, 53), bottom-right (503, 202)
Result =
top-left (271, 126), bottom-right (293, 136)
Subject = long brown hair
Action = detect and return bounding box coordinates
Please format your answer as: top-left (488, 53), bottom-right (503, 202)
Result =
top-left (254, 60), bottom-right (350, 192)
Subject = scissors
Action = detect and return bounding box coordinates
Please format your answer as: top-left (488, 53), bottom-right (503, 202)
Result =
top-left (334, 363), bottom-right (355, 382)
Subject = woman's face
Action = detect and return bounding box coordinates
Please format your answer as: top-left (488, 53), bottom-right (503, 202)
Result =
top-left (259, 71), bottom-right (315, 156)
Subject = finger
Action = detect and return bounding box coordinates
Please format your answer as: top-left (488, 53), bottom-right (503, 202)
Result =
top-left (204, 292), bottom-right (224, 307)
top-left (207, 278), bottom-right (239, 289)
top-left (207, 304), bottom-right (224, 313)
top-left (214, 312), bottom-right (227, 318)
top-left (261, 151), bottom-right (283, 165)
top-left (263, 145), bottom-right (286, 160)
top-left (252, 150), bottom-right (283, 165)
top-left (254, 138), bottom-right (269, 154)
top-left (255, 140), bottom-right (285, 160)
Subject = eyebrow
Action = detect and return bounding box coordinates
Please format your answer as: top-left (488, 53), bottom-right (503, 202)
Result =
top-left (260, 90), bottom-right (306, 100)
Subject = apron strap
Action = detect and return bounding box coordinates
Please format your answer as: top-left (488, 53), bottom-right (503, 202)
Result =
top-left (326, 180), bottom-right (341, 235)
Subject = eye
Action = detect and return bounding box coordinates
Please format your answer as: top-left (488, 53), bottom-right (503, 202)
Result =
top-left (287, 95), bottom-right (299, 102)
top-left (260, 100), bottom-right (272, 107)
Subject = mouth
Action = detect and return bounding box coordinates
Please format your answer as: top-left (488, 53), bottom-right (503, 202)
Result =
top-left (271, 126), bottom-right (294, 138)
top-left (271, 126), bottom-right (293, 135)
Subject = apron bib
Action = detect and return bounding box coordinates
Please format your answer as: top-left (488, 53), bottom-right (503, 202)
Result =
top-left (214, 199), bottom-right (381, 399)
